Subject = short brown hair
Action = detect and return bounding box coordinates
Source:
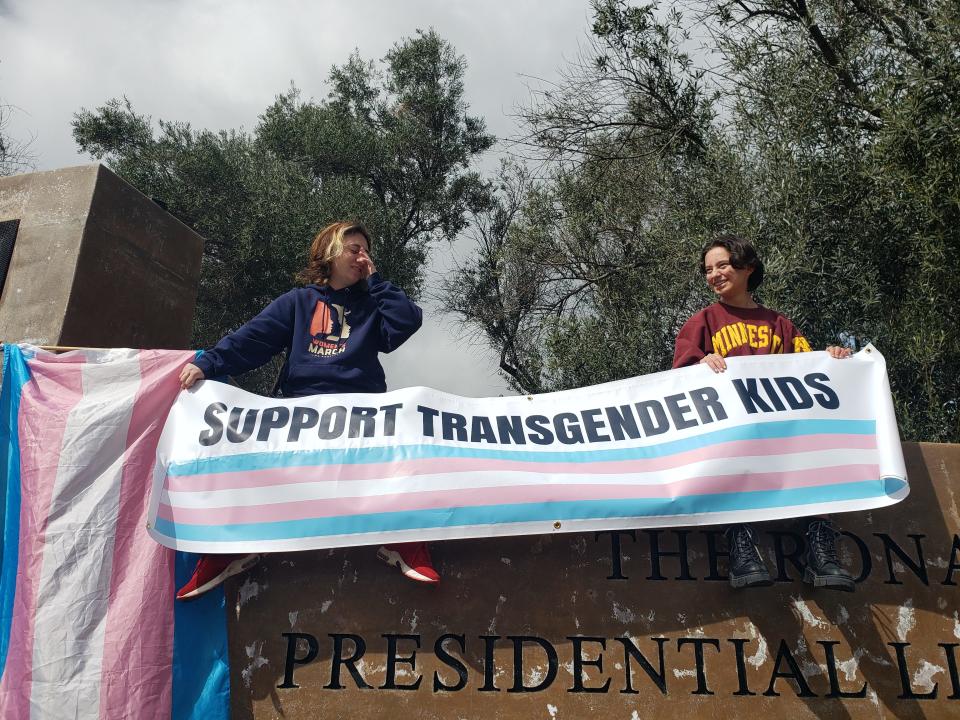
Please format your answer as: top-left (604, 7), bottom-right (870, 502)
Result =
top-left (297, 222), bottom-right (372, 285)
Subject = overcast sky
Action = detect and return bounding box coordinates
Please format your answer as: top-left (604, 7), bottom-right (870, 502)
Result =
top-left (0, 0), bottom-right (595, 396)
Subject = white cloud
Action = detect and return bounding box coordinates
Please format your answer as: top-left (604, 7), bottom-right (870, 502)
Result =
top-left (1, 0), bottom-right (590, 167)
top-left (383, 300), bottom-right (512, 397)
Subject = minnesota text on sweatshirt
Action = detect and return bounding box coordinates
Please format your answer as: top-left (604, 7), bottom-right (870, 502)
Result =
top-left (673, 302), bottom-right (811, 369)
top-left (193, 273), bottom-right (422, 397)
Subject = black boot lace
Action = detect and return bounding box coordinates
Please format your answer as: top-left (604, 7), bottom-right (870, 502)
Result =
top-left (728, 526), bottom-right (759, 563)
top-left (808, 521), bottom-right (840, 565)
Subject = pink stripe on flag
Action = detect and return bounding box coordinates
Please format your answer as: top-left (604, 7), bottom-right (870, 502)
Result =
top-left (0, 358), bottom-right (85, 718)
top-left (98, 350), bottom-right (193, 720)
top-left (160, 463), bottom-right (881, 525)
top-left (164, 434), bottom-right (878, 494)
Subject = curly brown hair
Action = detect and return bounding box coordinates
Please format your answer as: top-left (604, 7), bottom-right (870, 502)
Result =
top-left (296, 222), bottom-right (373, 285)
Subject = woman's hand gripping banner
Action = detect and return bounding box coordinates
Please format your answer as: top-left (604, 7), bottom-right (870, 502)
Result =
top-left (148, 347), bottom-right (907, 553)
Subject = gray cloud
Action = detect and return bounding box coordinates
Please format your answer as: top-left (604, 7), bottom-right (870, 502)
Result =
top-left (0, 0), bottom-right (591, 396)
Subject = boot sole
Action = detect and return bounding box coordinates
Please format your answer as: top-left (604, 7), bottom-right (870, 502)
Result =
top-left (376, 546), bottom-right (440, 584)
top-left (729, 571), bottom-right (773, 589)
top-left (803, 567), bottom-right (856, 592)
top-left (177, 554), bottom-right (261, 600)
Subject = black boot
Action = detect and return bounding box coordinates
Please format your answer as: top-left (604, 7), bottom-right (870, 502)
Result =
top-left (804, 519), bottom-right (855, 592)
top-left (725, 524), bottom-right (772, 588)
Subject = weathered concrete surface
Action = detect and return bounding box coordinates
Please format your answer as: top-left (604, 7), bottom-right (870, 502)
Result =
top-left (227, 442), bottom-right (960, 719)
top-left (0, 164), bottom-right (203, 348)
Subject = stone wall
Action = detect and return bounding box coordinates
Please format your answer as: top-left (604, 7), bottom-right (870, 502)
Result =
top-left (228, 442), bottom-right (960, 719)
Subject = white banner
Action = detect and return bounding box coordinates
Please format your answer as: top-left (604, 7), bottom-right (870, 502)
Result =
top-left (147, 347), bottom-right (907, 553)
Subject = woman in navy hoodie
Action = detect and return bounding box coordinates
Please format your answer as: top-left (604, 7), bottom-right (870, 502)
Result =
top-left (176, 221), bottom-right (435, 600)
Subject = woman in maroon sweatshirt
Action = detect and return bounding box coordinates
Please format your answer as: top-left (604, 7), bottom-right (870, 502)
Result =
top-left (673, 234), bottom-right (856, 591)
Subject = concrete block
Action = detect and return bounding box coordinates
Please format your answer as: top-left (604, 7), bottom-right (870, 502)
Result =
top-left (0, 164), bottom-right (204, 348)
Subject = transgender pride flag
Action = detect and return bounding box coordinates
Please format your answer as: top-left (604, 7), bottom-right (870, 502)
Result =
top-left (0, 345), bottom-right (230, 720)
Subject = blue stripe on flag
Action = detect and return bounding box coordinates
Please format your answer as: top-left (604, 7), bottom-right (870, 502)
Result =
top-left (172, 552), bottom-right (231, 720)
top-left (0, 344), bottom-right (32, 677)
top-left (153, 477), bottom-right (905, 543)
top-left (170, 344), bottom-right (230, 719)
top-left (167, 418), bottom-right (878, 477)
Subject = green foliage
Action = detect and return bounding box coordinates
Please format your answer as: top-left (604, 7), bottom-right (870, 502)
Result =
top-left (73, 29), bottom-right (493, 391)
top-left (446, 0), bottom-right (960, 442)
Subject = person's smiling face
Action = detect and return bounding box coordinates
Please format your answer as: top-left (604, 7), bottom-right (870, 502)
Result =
top-left (703, 246), bottom-right (753, 302)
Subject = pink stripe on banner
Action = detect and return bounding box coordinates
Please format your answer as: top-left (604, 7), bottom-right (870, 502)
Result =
top-left (0, 358), bottom-right (85, 719)
top-left (160, 463), bottom-right (881, 525)
top-left (165, 433), bottom-right (878, 494)
top-left (98, 351), bottom-right (193, 720)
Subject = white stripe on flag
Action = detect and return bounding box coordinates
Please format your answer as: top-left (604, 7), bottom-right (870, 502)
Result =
top-left (162, 448), bottom-right (881, 508)
top-left (164, 485), bottom-right (909, 555)
top-left (30, 354), bottom-right (141, 719)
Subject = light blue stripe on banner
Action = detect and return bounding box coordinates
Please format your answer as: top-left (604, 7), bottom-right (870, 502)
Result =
top-left (0, 345), bottom-right (31, 678)
top-left (172, 552), bottom-right (230, 720)
top-left (154, 477), bottom-right (905, 543)
top-left (167, 418), bottom-right (878, 477)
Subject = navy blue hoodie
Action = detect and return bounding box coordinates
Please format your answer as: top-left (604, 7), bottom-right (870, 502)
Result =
top-left (193, 273), bottom-right (422, 397)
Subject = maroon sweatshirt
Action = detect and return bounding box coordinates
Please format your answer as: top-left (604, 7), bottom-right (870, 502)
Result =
top-left (673, 302), bottom-right (811, 369)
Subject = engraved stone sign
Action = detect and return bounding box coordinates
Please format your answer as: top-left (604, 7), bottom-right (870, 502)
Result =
top-left (227, 442), bottom-right (960, 719)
